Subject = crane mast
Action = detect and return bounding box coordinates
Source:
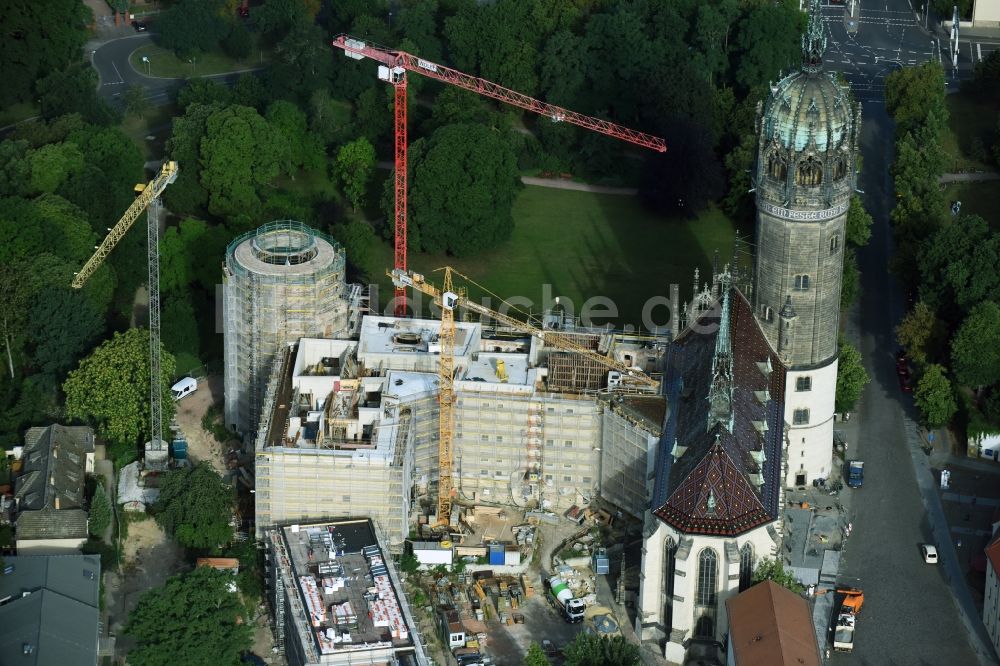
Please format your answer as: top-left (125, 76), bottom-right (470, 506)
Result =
top-left (72, 161), bottom-right (178, 470)
top-left (436, 269), bottom-right (458, 526)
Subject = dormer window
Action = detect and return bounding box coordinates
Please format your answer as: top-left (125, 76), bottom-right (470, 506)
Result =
top-left (767, 152), bottom-right (787, 181)
top-left (795, 156), bottom-right (823, 186)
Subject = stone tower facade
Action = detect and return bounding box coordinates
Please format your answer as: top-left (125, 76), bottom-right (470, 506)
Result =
top-left (753, 0), bottom-right (861, 487)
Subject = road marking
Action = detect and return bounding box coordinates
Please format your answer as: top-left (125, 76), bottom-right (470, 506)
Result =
top-left (112, 61), bottom-right (124, 83)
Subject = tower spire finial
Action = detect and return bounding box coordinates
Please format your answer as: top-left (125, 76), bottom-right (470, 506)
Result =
top-left (802, 0), bottom-right (826, 73)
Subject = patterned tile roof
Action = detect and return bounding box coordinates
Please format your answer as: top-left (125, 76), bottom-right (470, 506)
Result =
top-left (15, 507), bottom-right (89, 541)
top-left (651, 288), bottom-right (786, 536)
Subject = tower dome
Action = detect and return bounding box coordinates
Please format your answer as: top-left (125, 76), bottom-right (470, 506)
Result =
top-left (755, 0), bottom-right (861, 212)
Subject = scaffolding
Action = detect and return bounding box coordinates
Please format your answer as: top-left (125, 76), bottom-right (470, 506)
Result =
top-left (223, 221), bottom-right (350, 437)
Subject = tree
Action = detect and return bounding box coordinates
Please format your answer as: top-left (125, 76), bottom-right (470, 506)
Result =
top-left (914, 364), bottom-right (957, 428)
top-left (63, 328), bottom-right (176, 448)
top-left (525, 643), bottom-right (551, 666)
top-left (845, 195), bottom-right (872, 247)
top-left (200, 105), bottom-right (285, 221)
top-left (405, 124), bottom-right (520, 256)
top-left (36, 63), bottom-right (118, 126)
top-left (155, 463), bottom-right (235, 549)
top-left (88, 484), bottom-right (112, 537)
top-left (0, 0), bottom-right (91, 106)
top-left (124, 85), bottom-right (150, 119)
top-left (951, 302), bottom-right (1000, 390)
top-left (222, 21), bottom-right (253, 60)
top-left (232, 74), bottom-right (269, 111)
top-left (733, 4), bottom-right (805, 92)
top-left (918, 215), bottom-right (1000, 316)
top-left (885, 62), bottom-right (948, 135)
top-left (29, 288), bottom-right (104, 376)
top-left (751, 558), bottom-right (805, 594)
top-left (158, 0), bottom-right (230, 56)
top-left (335, 138), bottom-right (376, 212)
top-left (331, 220), bottom-right (377, 278)
top-left (840, 249), bottom-right (861, 310)
top-left (177, 79), bottom-right (233, 112)
top-left (642, 117), bottom-right (724, 214)
top-left (835, 338), bottom-right (870, 413)
top-left (562, 632), bottom-right (640, 666)
top-left (27, 143), bottom-right (85, 195)
top-left (125, 566), bottom-right (251, 666)
top-left (896, 301), bottom-right (946, 366)
top-left (254, 0), bottom-right (320, 40)
top-left (309, 89), bottom-right (349, 145)
top-left (161, 295), bottom-right (201, 367)
top-left (266, 100), bottom-right (325, 175)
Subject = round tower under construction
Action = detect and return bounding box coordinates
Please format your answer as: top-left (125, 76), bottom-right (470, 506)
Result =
top-left (223, 220), bottom-right (350, 437)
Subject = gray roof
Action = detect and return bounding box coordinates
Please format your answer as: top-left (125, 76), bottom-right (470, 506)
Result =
top-left (0, 555), bottom-right (100, 666)
top-left (15, 425), bottom-right (94, 512)
top-left (16, 508), bottom-right (89, 541)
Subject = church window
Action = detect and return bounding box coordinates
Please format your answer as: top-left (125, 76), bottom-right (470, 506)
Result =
top-left (695, 548), bottom-right (718, 639)
top-left (696, 549), bottom-right (718, 606)
top-left (794, 275), bottom-right (810, 290)
top-left (793, 408), bottom-right (810, 425)
top-left (761, 305), bottom-right (774, 322)
top-left (663, 538), bottom-right (677, 633)
top-left (795, 156), bottom-right (823, 186)
top-left (830, 235), bottom-right (840, 253)
top-left (796, 376), bottom-right (812, 392)
top-left (739, 544), bottom-right (754, 592)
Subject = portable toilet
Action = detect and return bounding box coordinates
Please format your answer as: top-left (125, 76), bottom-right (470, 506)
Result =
top-left (171, 439), bottom-right (188, 460)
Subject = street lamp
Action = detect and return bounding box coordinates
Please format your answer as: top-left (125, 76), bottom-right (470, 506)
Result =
top-left (141, 55), bottom-right (150, 75)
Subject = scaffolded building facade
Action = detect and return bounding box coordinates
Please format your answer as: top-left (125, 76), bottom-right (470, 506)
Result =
top-left (223, 221), bottom-right (355, 437)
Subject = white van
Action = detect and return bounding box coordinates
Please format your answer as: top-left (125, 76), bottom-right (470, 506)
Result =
top-left (171, 377), bottom-right (197, 401)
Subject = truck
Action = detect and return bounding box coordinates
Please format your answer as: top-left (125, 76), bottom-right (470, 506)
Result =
top-left (546, 575), bottom-right (585, 623)
top-left (832, 587), bottom-right (864, 652)
top-left (846, 460), bottom-right (864, 488)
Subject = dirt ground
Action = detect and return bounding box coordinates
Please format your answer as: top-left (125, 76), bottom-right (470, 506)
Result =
top-left (106, 516), bottom-right (186, 656)
top-left (172, 374), bottom-right (228, 474)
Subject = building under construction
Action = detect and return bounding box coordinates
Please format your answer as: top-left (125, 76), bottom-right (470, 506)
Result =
top-left (223, 221), bottom-right (364, 437)
top-left (253, 314), bottom-right (666, 547)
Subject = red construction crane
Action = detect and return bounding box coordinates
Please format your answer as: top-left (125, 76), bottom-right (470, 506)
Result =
top-left (331, 34), bottom-right (667, 315)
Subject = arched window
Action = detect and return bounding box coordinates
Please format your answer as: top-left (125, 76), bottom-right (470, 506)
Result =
top-left (832, 157), bottom-right (847, 181)
top-left (830, 235), bottom-right (840, 254)
top-left (663, 538), bottom-right (676, 632)
top-left (767, 153), bottom-right (787, 181)
top-left (795, 156), bottom-right (823, 186)
top-left (694, 548), bottom-right (718, 638)
top-left (739, 543), bottom-right (754, 591)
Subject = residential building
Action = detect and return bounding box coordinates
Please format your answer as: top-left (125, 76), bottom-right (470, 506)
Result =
top-left (986, 528), bottom-right (1000, 658)
top-left (13, 425), bottom-right (94, 554)
top-left (265, 518), bottom-right (428, 665)
top-left (725, 580), bottom-right (822, 666)
top-left (0, 554), bottom-right (101, 665)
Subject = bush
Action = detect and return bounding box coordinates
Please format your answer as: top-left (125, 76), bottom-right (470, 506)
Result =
top-left (82, 537), bottom-right (118, 572)
top-left (89, 484), bottom-right (112, 536)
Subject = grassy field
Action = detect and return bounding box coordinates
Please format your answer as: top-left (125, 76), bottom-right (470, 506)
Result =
top-left (942, 181), bottom-right (1000, 226)
top-left (121, 102), bottom-right (177, 161)
top-left (359, 184), bottom-right (742, 327)
top-left (0, 102), bottom-right (39, 128)
top-left (128, 44), bottom-right (267, 78)
top-left (941, 90), bottom-right (999, 172)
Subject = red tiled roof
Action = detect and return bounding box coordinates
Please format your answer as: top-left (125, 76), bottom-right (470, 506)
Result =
top-left (987, 530), bottom-right (1000, 579)
top-left (651, 288), bottom-right (786, 536)
top-left (726, 581), bottom-right (822, 666)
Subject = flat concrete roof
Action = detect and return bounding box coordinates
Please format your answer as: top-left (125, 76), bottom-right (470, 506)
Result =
top-left (358, 316), bottom-right (479, 359)
top-left (462, 353), bottom-right (530, 385)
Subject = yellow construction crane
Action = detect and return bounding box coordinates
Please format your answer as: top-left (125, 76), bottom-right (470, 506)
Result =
top-left (71, 161), bottom-right (179, 288)
top-left (72, 160), bottom-right (179, 469)
top-left (390, 267), bottom-right (660, 524)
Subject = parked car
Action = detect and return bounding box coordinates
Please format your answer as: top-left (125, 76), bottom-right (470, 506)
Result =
top-left (898, 368), bottom-right (913, 393)
top-left (133, 21), bottom-right (147, 31)
top-left (921, 544), bottom-right (938, 564)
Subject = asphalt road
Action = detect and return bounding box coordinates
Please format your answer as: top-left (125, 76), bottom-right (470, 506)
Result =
top-left (820, 2), bottom-right (992, 663)
top-left (90, 33), bottom-right (246, 108)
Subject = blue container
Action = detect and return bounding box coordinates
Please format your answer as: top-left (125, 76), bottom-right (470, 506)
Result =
top-left (488, 544), bottom-right (505, 566)
top-left (171, 439), bottom-right (188, 459)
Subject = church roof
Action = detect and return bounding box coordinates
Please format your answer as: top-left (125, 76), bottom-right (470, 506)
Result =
top-left (651, 288), bottom-right (786, 536)
top-left (760, 0), bottom-right (854, 153)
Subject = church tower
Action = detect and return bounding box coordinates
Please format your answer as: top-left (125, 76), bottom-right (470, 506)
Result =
top-left (753, 0), bottom-right (861, 487)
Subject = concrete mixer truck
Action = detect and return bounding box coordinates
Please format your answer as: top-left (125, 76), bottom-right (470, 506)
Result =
top-left (546, 575), bottom-right (585, 623)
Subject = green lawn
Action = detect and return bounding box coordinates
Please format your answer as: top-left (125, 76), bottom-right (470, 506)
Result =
top-left (0, 102), bottom-right (39, 128)
top-left (128, 44), bottom-right (267, 78)
top-left (360, 185), bottom-right (740, 327)
top-left (942, 181), bottom-right (1000, 227)
top-left (121, 102), bottom-right (177, 161)
top-left (941, 90), bottom-right (999, 172)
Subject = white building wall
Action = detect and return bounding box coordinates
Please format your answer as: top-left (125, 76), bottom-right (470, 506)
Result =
top-left (636, 518), bottom-right (780, 664)
top-left (783, 359), bottom-right (837, 487)
top-left (600, 409), bottom-right (658, 519)
top-left (15, 537), bottom-right (87, 554)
